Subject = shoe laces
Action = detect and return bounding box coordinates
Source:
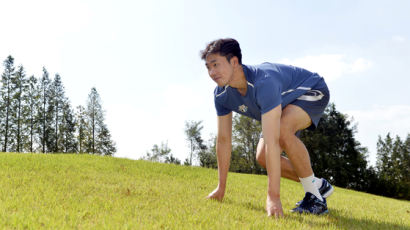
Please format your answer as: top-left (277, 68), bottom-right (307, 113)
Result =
top-left (299, 192), bottom-right (315, 208)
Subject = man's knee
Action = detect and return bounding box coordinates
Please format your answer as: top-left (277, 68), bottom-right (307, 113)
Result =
top-left (256, 150), bottom-right (264, 165)
top-left (279, 124), bottom-right (296, 151)
top-left (256, 139), bottom-right (265, 165)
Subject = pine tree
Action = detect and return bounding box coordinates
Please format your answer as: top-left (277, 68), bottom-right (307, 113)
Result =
top-left (60, 102), bottom-right (77, 153)
top-left (11, 65), bottom-right (28, 152)
top-left (86, 88), bottom-right (101, 153)
top-left (96, 122), bottom-right (116, 155)
top-left (25, 75), bottom-right (40, 152)
top-left (38, 67), bottom-right (52, 153)
top-left (376, 133), bottom-right (393, 180)
top-left (0, 56), bottom-right (16, 152)
top-left (376, 134), bottom-right (410, 199)
top-left (85, 87), bottom-right (116, 155)
top-left (76, 105), bottom-right (88, 153)
top-left (49, 74), bottom-right (66, 152)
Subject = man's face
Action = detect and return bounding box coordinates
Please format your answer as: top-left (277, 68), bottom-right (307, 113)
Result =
top-left (205, 53), bottom-right (234, 87)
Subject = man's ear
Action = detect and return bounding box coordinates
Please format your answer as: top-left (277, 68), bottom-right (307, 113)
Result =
top-left (230, 56), bottom-right (239, 67)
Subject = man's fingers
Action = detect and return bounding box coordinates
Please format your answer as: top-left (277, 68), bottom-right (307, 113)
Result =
top-left (206, 193), bottom-right (222, 201)
top-left (267, 210), bottom-right (284, 218)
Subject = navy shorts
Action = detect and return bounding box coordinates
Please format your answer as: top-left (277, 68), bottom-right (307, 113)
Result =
top-left (260, 85), bottom-right (330, 138)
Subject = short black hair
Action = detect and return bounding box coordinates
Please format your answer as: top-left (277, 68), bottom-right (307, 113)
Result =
top-left (200, 38), bottom-right (242, 64)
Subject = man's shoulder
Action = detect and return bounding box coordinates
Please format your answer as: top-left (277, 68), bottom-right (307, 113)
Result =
top-left (244, 63), bottom-right (282, 87)
top-left (214, 85), bottom-right (230, 98)
top-left (245, 62), bottom-right (285, 78)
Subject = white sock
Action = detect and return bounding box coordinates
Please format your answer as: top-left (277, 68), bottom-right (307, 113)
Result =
top-left (299, 175), bottom-right (324, 201)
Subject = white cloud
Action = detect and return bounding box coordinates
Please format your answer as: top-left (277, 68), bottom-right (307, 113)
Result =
top-left (346, 105), bottom-right (410, 166)
top-left (280, 54), bottom-right (372, 82)
top-left (392, 35), bottom-right (406, 43)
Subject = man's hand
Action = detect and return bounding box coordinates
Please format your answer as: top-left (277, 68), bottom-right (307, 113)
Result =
top-left (266, 195), bottom-right (284, 218)
top-left (206, 187), bottom-right (225, 201)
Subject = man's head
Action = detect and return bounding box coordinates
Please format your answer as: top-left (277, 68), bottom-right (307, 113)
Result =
top-left (201, 38), bottom-right (242, 87)
top-left (200, 38), bottom-right (242, 64)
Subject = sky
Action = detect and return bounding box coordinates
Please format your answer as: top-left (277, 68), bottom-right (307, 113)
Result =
top-left (1, 0), bottom-right (409, 166)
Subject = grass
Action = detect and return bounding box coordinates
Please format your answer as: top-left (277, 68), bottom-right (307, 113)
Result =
top-left (0, 153), bottom-right (409, 229)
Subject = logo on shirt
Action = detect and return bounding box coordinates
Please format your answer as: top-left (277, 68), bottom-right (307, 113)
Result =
top-left (238, 104), bottom-right (248, 113)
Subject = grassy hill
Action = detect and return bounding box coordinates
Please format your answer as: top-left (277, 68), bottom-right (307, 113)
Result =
top-left (0, 153), bottom-right (409, 229)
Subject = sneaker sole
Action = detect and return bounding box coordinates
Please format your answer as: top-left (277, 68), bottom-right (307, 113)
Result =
top-left (317, 209), bottom-right (329, 215)
top-left (322, 185), bottom-right (334, 198)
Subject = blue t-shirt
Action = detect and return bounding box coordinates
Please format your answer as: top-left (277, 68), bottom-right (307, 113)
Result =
top-left (214, 63), bottom-right (326, 121)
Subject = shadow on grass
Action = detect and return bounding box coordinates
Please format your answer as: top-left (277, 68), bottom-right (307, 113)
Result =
top-left (325, 208), bottom-right (409, 230)
top-left (223, 198), bottom-right (266, 213)
top-left (289, 207), bottom-right (409, 230)
top-left (228, 199), bottom-right (409, 230)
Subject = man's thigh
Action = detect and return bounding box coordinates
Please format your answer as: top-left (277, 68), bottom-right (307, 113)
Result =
top-left (280, 104), bottom-right (312, 134)
top-left (259, 104), bottom-right (311, 139)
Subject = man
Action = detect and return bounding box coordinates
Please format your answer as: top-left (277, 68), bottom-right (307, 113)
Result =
top-left (201, 38), bottom-right (333, 217)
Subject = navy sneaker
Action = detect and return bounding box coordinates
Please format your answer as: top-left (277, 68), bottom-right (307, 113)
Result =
top-left (296, 178), bottom-right (334, 206)
top-left (291, 192), bottom-right (328, 215)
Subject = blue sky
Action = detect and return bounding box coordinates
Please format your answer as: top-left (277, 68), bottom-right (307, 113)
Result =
top-left (1, 0), bottom-right (409, 166)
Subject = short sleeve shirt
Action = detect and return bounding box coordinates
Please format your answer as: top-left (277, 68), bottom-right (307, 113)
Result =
top-left (214, 63), bottom-right (326, 121)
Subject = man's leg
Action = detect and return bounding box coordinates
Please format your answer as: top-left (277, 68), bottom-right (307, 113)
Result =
top-left (256, 137), bottom-right (324, 189)
top-left (256, 138), bottom-right (299, 182)
top-left (279, 104), bottom-right (314, 178)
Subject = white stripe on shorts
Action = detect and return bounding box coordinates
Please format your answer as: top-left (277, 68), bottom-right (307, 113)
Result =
top-left (297, 90), bottom-right (324, 102)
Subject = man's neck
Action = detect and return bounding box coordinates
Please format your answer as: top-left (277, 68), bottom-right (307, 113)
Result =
top-left (229, 65), bottom-right (247, 96)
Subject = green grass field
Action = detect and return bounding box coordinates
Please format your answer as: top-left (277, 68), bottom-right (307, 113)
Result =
top-left (0, 153), bottom-right (409, 229)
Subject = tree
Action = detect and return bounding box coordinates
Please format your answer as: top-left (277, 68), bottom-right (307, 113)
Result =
top-left (24, 75), bottom-right (40, 152)
top-left (199, 134), bottom-right (217, 168)
top-left (232, 114), bottom-right (264, 174)
top-left (85, 87), bottom-right (116, 155)
top-left (1, 56), bottom-right (16, 152)
top-left (143, 141), bottom-right (173, 163)
top-left (76, 105), bottom-right (89, 153)
top-left (11, 65), bottom-right (28, 152)
top-left (50, 74), bottom-right (66, 152)
top-left (86, 87), bottom-right (102, 153)
top-left (0, 55), bottom-right (117, 155)
top-left (165, 154), bottom-right (181, 165)
top-left (376, 133), bottom-right (393, 180)
top-left (95, 122), bottom-right (116, 155)
top-left (183, 158), bottom-right (191, 166)
top-left (184, 120), bottom-right (206, 165)
top-left (61, 101), bottom-right (77, 153)
top-left (376, 133), bottom-right (410, 199)
top-left (37, 67), bottom-right (52, 153)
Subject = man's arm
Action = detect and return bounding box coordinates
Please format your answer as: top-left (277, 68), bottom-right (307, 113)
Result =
top-left (261, 104), bottom-right (283, 217)
top-left (207, 112), bottom-right (232, 201)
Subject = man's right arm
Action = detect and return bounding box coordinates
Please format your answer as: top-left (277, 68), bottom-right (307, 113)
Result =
top-left (207, 112), bottom-right (232, 201)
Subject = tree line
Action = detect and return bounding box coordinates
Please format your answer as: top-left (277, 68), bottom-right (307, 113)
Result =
top-left (144, 103), bottom-right (409, 200)
top-left (0, 55), bottom-right (116, 155)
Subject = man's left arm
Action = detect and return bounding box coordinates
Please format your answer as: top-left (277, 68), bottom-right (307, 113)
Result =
top-left (261, 104), bottom-right (283, 217)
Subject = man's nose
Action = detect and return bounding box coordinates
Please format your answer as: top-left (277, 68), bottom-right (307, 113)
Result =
top-left (209, 68), bottom-right (216, 77)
